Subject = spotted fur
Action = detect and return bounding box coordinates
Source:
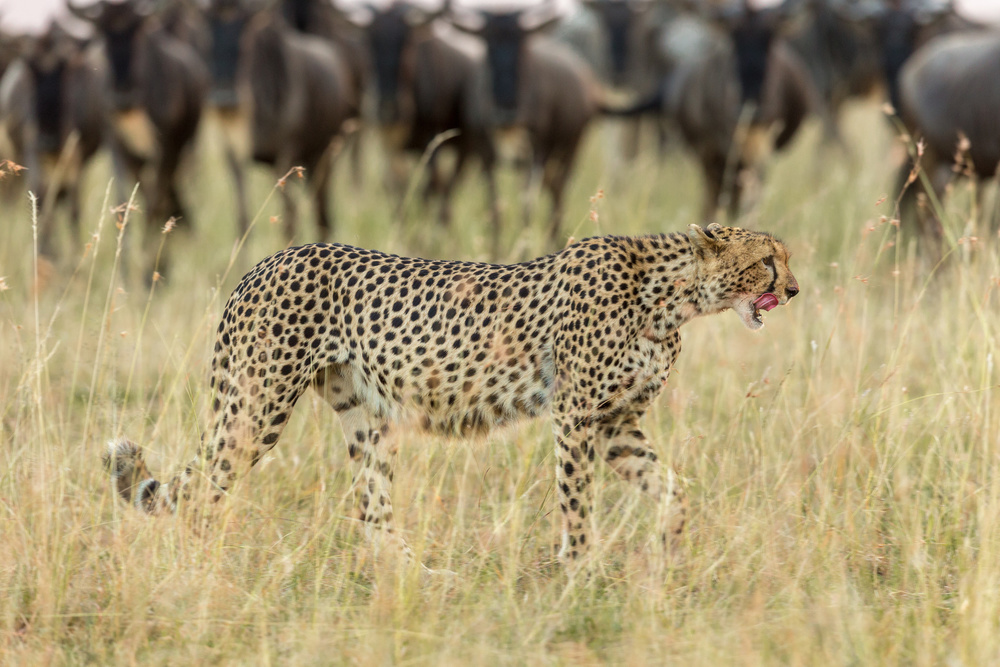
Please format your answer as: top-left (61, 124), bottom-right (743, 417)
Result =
top-left (105, 223), bottom-right (798, 564)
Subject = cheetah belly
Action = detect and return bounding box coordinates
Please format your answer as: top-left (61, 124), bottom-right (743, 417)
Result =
top-left (401, 342), bottom-right (556, 437)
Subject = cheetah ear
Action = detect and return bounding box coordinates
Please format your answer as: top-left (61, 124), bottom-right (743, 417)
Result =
top-left (688, 224), bottom-right (724, 257)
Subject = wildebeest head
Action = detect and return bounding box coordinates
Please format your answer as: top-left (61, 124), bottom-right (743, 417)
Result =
top-left (22, 23), bottom-right (85, 152)
top-left (581, 0), bottom-right (641, 87)
top-left (452, 4), bottom-right (560, 125)
top-left (724, 4), bottom-right (784, 105)
top-left (366, 3), bottom-right (436, 124)
top-left (205, 0), bottom-right (252, 106)
top-left (67, 0), bottom-right (153, 108)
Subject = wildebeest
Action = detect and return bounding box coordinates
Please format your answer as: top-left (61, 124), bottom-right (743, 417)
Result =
top-left (562, 0), bottom-right (673, 91)
top-left (202, 1), bottom-right (355, 238)
top-left (897, 30), bottom-right (1000, 238)
top-left (783, 0), bottom-right (882, 144)
top-left (281, 0), bottom-right (368, 182)
top-left (0, 22), bottom-right (107, 256)
top-left (451, 4), bottom-right (600, 247)
top-left (618, 4), bottom-right (818, 221)
top-left (68, 0), bottom-right (208, 268)
top-left (555, 0), bottom-right (677, 158)
top-left (280, 0), bottom-right (367, 117)
top-left (344, 0), bottom-right (476, 224)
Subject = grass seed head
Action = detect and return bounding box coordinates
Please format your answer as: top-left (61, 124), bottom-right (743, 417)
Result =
top-left (0, 159), bottom-right (26, 179)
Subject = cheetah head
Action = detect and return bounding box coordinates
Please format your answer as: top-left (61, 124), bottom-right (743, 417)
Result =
top-left (688, 223), bottom-right (798, 330)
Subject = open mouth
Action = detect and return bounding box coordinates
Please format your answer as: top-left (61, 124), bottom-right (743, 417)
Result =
top-left (736, 293), bottom-right (780, 330)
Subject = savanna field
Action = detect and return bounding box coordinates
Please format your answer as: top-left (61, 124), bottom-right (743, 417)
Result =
top-left (2, 105), bottom-right (1000, 665)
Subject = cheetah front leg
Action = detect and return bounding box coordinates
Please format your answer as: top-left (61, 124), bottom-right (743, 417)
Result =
top-left (597, 411), bottom-right (687, 548)
top-left (552, 413), bottom-right (597, 565)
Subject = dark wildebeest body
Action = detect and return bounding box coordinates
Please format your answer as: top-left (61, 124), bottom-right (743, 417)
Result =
top-left (69, 0), bottom-right (207, 275)
top-left (875, 1), bottom-right (985, 113)
top-left (358, 2), bottom-right (476, 224)
top-left (0, 25), bottom-right (106, 256)
top-left (203, 3), bottom-right (354, 238)
top-left (897, 31), bottom-right (1000, 237)
top-left (455, 9), bottom-right (598, 249)
top-left (784, 0), bottom-right (882, 143)
top-left (282, 0), bottom-right (368, 180)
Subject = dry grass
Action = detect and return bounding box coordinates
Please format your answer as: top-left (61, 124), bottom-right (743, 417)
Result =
top-left (2, 104), bottom-right (1000, 665)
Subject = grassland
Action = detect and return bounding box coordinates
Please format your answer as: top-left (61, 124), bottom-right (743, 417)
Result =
top-left (1, 104), bottom-right (999, 665)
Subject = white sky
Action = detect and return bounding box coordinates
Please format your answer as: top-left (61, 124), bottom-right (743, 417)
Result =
top-left (2, 0), bottom-right (998, 34)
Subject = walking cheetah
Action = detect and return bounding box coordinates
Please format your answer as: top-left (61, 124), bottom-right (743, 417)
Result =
top-left (105, 223), bottom-right (798, 565)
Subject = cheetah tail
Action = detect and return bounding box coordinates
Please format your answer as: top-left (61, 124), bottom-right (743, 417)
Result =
top-left (103, 438), bottom-right (160, 513)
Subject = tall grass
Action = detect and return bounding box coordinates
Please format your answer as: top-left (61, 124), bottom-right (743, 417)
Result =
top-left (1, 103), bottom-right (999, 664)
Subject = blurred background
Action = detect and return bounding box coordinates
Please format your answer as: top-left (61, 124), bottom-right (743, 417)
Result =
top-left (0, 0), bottom-right (998, 274)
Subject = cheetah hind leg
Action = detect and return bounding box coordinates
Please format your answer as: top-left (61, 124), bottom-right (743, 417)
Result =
top-left (314, 368), bottom-right (454, 577)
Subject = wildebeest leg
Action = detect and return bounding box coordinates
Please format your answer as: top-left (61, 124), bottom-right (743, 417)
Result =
top-left (700, 155), bottom-right (725, 223)
top-left (146, 146), bottom-right (188, 282)
top-left (897, 153), bottom-right (945, 244)
top-left (483, 156), bottom-right (502, 256)
top-left (24, 144), bottom-right (56, 258)
top-left (152, 141), bottom-right (189, 226)
top-left (620, 118), bottom-right (641, 161)
top-left (437, 148), bottom-right (467, 227)
top-left (281, 184), bottom-right (299, 241)
top-left (523, 155), bottom-right (544, 228)
top-left (544, 136), bottom-right (582, 244)
top-left (728, 169), bottom-right (745, 222)
top-left (311, 150), bottom-right (335, 240)
top-left (275, 153), bottom-right (301, 241)
top-left (348, 125), bottom-right (363, 190)
top-left (225, 145), bottom-right (250, 237)
top-left (421, 150), bottom-right (444, 212)
top-left (109, 140), bottom-right (144, 281)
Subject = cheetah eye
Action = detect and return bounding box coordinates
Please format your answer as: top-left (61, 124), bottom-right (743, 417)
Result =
top-left (760, 256), bottom-right (776, 275)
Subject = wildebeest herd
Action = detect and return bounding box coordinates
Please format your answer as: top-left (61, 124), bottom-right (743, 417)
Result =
top-left (0, 0), bottom-right (997, 271)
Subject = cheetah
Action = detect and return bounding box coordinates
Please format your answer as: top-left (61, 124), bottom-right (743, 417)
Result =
top-left (105, 223), bottom-right (798, 565)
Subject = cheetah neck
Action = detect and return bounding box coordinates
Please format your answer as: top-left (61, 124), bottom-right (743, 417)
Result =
top-left (630, 235), bottom-right (706, 339)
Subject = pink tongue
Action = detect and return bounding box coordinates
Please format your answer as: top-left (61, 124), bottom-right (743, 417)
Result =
top-left (754, 293), bottom-right (779, 311)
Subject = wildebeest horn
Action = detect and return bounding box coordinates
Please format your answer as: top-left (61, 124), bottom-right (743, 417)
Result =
top-left (447, 5), bottom-right (486, 36)
top-left (428, 0), bottom-right (452, 22)
top-left (403, 0), bottom-right (450, 27)
top-left (327, 0), bottom-right (372, 28)
top-left (914, 0), bottom-right (952, 26)
top-left (522, 0), bottom-right (562, 34)
top-left (66, 0), bottom-right (106, 23)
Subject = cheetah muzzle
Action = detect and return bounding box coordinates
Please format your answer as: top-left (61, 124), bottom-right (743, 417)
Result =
top-left (102, 223), bottom-right (798, 568)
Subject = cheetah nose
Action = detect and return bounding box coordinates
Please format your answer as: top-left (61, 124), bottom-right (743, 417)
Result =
top-left (786, 285), bottom-right (799, 299)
